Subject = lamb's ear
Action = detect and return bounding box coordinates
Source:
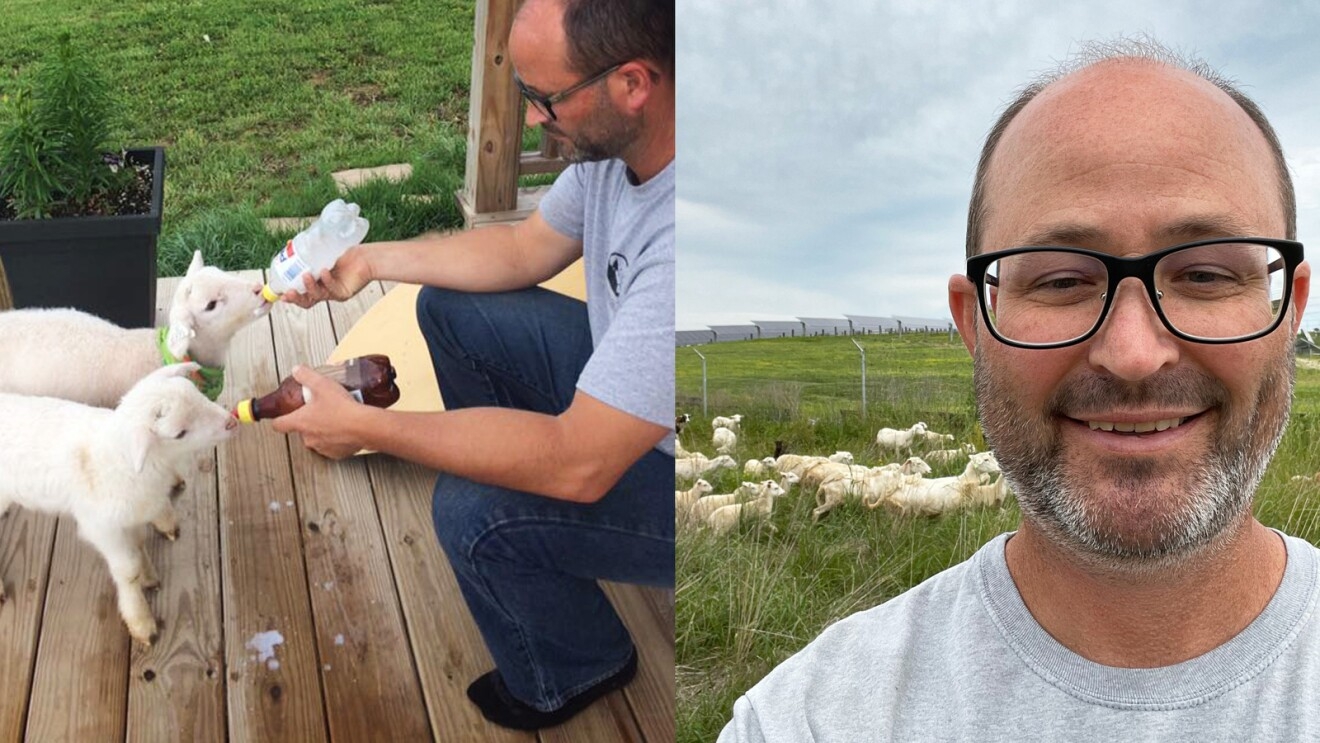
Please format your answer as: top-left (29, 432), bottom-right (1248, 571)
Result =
top-left (127, 423), bottom-right (155, 474)
top-left (167, 303), bottom-right (196, 359)
top-left (187, 250), bottom-right (204, 276)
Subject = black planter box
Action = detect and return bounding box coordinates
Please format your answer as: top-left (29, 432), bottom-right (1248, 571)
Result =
top-left (0, 146), bottom-right (165, 328)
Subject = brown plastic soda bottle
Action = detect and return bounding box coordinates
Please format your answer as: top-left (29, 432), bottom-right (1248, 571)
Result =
top-left (233, 354), bottom-right (400, 423)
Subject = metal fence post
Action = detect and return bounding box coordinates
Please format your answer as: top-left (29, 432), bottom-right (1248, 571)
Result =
top-left (692, 347), bottom-right (708, 418)
top-left (852, 338), bottom-right (866, 417)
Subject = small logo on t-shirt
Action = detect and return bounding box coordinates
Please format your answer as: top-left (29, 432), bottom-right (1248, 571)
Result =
top-left (607, 252), bottom-right (629, 297)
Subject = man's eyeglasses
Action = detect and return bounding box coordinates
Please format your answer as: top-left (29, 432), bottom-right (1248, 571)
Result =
top-left (965, 237), bottom-right (1304, 349)
top-left (513, 63), bottom-right (623, 122)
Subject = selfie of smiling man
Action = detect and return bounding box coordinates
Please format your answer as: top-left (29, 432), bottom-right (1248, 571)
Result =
top-left (718, 38), bottom-right (1320, 740)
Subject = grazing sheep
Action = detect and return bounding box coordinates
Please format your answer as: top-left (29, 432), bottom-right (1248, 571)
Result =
top-left (884, 453), bottom-right (1000, 517)
top-left (711, 414), bottom-right (743, 432)
top-left (707, 480), bottom-right (787, 536)
top-left (919, 429), bottom-right (957, 447)
top-left (811, 457), bottom-right (933, 519)
top-left (675, 438), bottom-right (690, 458)
top-left (859, 457), bottom-right (936, 509)
top-left (925, 443), bottom-right (976, 466)
top-left (675, 454), bottom-right (738, 482)
top-left (875, 422), bottom-right (929, 454)
top-left (966, 474), bottom-right (1014, 509)
top-left (0, 250), bottom-right (270, 408)
top-left (801, 462), bottom-right (869, 494)
top-left (713, 426), bottom-right (738, 455)
top-left (827, 451), bottom-right (854, 464)
top-left (0, 364), bottom-right (238, 645)
top-left (689, 481), bottom-right (764, 524)
top-left (743, 456), bottom-right (778, 479)
top-left (675, 479), bottom-right (714, 527)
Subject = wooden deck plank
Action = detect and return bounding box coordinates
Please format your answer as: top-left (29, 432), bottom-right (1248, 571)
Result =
top-left (272, 280), bottom-right (433, 740)
top-left (128, 275), bottom-right (227, 742)
top-left (0, 510), bottom-right (55, 741)
top-left (363, 457), bottom-right (534, 742)
top-left (604, 582), bottom-right (676, 743)
top-left (26, 517), bottom-right (131, 741)
top-left (217, 269), bottom-right (327, 743)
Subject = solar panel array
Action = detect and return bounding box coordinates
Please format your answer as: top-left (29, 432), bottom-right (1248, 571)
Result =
top-left (676, 315), bottom-right (954, 346)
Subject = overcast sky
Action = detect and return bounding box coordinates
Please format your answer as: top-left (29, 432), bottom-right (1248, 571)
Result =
top-left (676, 1), bottom-right (1320, 333)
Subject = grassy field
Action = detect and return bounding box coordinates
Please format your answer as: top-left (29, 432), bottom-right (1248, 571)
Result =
top-left (675, 333), bottom-right (1320, 742)
top-left (2, 1), bottom-right (548, 275)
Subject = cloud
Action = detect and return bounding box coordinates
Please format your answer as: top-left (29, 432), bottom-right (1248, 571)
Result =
top-left (677, 0), bottom-right (1320, 332)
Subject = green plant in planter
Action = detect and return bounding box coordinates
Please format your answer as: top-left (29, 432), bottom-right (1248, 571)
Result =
top-left (0, 32), bottom-right (142, 220)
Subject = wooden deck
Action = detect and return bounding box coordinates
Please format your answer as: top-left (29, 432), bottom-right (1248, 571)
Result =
top-left (0, 271), bottom-right (675, 742)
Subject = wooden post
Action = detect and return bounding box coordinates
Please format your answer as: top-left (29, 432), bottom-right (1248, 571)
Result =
top-left (458, 0), bottom-right (569, 228)
top-left (460, 0), bottom-right (522, 216)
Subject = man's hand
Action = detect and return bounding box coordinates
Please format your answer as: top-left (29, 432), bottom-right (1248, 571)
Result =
top-left (270, 366), bottom-right (369, 459)
top-left (280, 245), bottom-right (374, 308)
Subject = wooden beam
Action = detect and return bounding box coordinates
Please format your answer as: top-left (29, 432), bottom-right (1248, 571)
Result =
top-left (519, 151), bottom-right (568, 177)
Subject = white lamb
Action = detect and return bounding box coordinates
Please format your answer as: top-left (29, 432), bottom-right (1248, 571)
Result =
top-left (875, 422), bottom-right (929, 454)
top-left (885, 453), bottom-right (1001, 517)
top-left (0, 250), bottom-right (270, 409)
top-left (818, 457), bottom-right (932, 519)
top-left (707, 480), bottom-right (787, 536)
top-left (675, 479), bottom-right (715, 527)
top-left (967, 474), bottom-right (1014, 509)
top-left (0, 364), bottom-right (238, 645)
top-left (827, 450), bottom-right (854, 464)
top-left (743, 456), bottom-right (778, 479)
top-left (675, 454), bottom-right (738, 482)
top-left (858, 456), bottom-right (937, 509)
top-left (924, 443), bottom-right (976, 466)
top-left (711, 414), bottom-right (743, 432)
top-left (689, 480), bottom-right (764, 524)
top-left (712, 426), bottom-right (738, 456)
top-left (919, 429), bottom-right (957, 447)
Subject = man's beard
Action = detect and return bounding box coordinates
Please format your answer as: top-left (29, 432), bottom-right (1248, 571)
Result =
top-left (543, 93), bottom-right (640, 164)
top-left (974, 339), bottom-right (1294, 572)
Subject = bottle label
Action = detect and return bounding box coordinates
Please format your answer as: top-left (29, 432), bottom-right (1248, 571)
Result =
top-left (273, 240), bottom-right (313, 286)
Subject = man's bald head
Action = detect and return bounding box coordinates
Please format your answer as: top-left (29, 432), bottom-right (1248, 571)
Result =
top-left (966, 38), bottom-right (1295, 257)
top-left (515, 0), bottom-right (674, 79)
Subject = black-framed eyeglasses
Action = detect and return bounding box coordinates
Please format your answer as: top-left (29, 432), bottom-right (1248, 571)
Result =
top-left (965, 237), bottom-right (1304, 349)
top-left (513, 63), bottom-right (622, 122)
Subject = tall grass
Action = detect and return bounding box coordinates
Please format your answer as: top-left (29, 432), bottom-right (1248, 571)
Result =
top-left (675, 334), bottom-right (1320, 743)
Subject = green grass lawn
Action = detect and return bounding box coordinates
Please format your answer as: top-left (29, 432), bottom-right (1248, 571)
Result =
top-left (2, 1), bottom-right (547, 275)
top-left (676, 333), bottom-right (1320, 742)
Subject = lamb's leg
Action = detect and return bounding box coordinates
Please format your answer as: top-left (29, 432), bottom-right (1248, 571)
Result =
top-left (85, 527), bottom-right (157, 645)
top-left (151, 504), bottom-right (180, 541)
top-left (139, 543), bottom-right (160, 591)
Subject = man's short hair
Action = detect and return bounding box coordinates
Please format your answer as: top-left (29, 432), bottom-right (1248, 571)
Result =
top-left (562, 0), bottom-right (675, 78)
top-left (965, 36), bottom-right (1296, 257)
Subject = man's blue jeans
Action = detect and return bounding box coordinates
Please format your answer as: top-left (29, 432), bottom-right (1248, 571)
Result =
top-left (416, 285), bottom-right (674, 712)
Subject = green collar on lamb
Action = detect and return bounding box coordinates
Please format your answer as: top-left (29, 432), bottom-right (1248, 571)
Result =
top-left (157, 326), bottom-right (225, 401)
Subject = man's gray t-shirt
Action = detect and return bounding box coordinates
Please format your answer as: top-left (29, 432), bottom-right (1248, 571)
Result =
top-left (720, 531), bottom-right (1320, 741)
top-left (539, 159), bottom-right (675, 456)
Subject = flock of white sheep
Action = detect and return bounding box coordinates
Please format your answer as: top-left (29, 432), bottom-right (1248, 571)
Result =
top-left (674, 414), bottom-right (1014, 535)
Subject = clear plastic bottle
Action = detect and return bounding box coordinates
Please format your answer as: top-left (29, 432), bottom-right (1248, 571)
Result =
top-left (233, 354), bottom-right (400, 423)
top-left (261, 199), bottom-right (370, 303)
